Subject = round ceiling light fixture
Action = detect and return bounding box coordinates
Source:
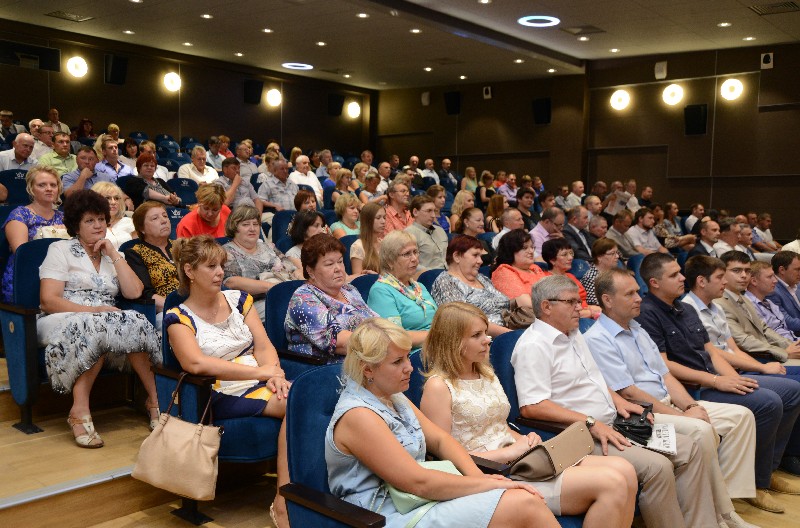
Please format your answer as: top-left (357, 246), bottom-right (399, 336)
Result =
top-left (610, 89), bottom-right (630, 110)
top-left (517, 15), bottom-right (560, 27)
top-left (720, 79), bottom-right (743, 100)
top-left (662, 84), bottom-right (683, 105)
top-left (66, 56), bottom-right (88, 77)
top-left (347, 101), bottom-right (361, 119)
top-left (266, 89), bottom-right (282, 107)
top-left (282, 62), bottom-right (313, 70)
top-left (163, 72), bottom-right (181, 92)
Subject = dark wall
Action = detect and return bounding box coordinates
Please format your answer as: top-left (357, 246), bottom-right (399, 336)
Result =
top-left (0, 20), bottom-right (371, 154)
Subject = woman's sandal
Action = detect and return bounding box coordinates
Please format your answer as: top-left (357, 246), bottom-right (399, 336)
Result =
top-left (146, 403), bottom-right (161, 431)
top-left (67, 415), bottom-right (104, 448)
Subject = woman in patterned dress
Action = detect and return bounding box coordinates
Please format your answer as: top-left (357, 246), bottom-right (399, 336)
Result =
top-left (2, 165), bottom-right (65, 302)
top-left (37, 190), bottom-right (161, 448)
top-left (419, 302), bottom-right (637, 527)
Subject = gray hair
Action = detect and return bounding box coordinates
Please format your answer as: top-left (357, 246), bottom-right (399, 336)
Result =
top-left (191, 145), bottom-right (207, 158)
top-left (589, 215), bottom-right (607, 228)
top-left (380, 230), bottom-right (416, 272)
top-left (501, 207), bottom-right (521, 224)
top-left (531, 275), bottom-right (578, 318)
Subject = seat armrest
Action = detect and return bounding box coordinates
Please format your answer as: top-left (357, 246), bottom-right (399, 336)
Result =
top-left (471, 455), bottom-right (510, 476)
top-left (516, 417), bottom-right (567, 434)
top-left (278, 348), bottom-right (328, 366)
top-left (280, 483), bottom-right (385, 528)
top-left (152, 366), bottom-right (215, 387)
top-left (0, 301), bottom-right (40, 316)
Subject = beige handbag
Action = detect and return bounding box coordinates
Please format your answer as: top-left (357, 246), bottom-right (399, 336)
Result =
top-left (507, 421), bottom-right (594, 481)
top-left (132, 374), bottom-right (223, 500)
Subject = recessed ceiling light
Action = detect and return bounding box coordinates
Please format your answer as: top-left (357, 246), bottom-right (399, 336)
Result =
top-left (424, 67), bottom-right (432, 72)
top-left (262, 28), bottom-right (273, 33)
top-left (743, 36), bottom-right (756, 41)
top-left (517, 15), bottom-right (560, 27)
top-left (129, 0), bottom-right (142, 3)
top-left (717, 22), bottom-right (732, 28)
top-left (460, 75), bottom-right (467, 80)
top-left (479, 0), bottom-right (492, 4)
top-left (234, 52), bottom-right (243, 57)
top-left (548, 68), bottom-right (556, 73)
top-left (316, 41), bottom-right (326, 46)
top-left (578, 36), bottom-right (590, 42)
top-left (357, 13), bottom-right (369, 19)
top-left (201, 14), bottom-right (213, 19)
top-left (182, 42), bottom-right (193, 47)
top-left (343, 74), bottom-right (351, 78)
top-left (410, 28), bottom-right (421, 34)
top-left (514, 59), bottom-right (524, 64)
top-left (282, 62), bottom-right (314, 70)
top-left (610, 48), bottom-right (620, 53)
top-left (123, 30), bottom-right (135, 35)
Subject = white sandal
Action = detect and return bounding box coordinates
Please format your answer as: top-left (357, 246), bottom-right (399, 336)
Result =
top-left (67, 415), bottom-right (104, 448)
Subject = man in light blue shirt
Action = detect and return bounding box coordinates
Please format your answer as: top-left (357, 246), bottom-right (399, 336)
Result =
top-left (746, 261), bottom-right (799, 341)
top-left (584, 267), bottom-right (758, 526)
top-left (95, 137), bottom-right (133, 180)
top-left (63, 146), bottom-right (117, 197)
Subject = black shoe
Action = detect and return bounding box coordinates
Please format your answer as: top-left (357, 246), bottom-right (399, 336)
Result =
top-left (779, 455), bottom-right (800, 476)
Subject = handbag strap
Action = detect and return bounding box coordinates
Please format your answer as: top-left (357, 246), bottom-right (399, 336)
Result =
top-left (404, 501), bottom-right (438, 528)
top-left (163, 372), bottom-right (188, 416)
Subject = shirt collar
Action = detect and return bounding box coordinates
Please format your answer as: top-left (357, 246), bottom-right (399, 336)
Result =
top-left (777, 277), bottom-right (796, 293)
top-left (744, 290), bottom-right (764, 305)
top-left (643, 292), bottom-right (683, 314)
top-left (685, 291), bottom-right (709, 311)
top-left (532, 318), bottom-right (575, 345)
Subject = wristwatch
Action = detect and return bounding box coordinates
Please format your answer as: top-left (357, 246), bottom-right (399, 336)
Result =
top-left (585, 416), bottom-right (596, 429)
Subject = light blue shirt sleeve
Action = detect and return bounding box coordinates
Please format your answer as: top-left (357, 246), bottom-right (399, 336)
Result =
top-left (584, 321), bottom-right (637, 392)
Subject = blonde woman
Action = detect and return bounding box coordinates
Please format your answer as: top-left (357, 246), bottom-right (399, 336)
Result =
top-left (326, 318), bottom-right (559, 528)
top-left (350, 202), bottom-right (385, 275)
top-left (288, 146), bottom-right (302, 169)
top-left (461, 166), bottom-right (478, 193)
top-left (331, 168), bottom-right (356, 205)
top-left (331, 194), bottom-right (361, 238)
top-left (352, 162), bottom-right (369, 187)
top-left (449, 190), bottom-right (475, 230)
top-left (91, 181), bottom-right (135, 249)
top-left (420, 303), bottom-right (637, 527)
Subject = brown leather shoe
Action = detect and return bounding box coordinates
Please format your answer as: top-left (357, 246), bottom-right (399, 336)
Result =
top-left (742, 490), bottom-right (784, 513)
top-left (769, 473), bottom-right (800, 495)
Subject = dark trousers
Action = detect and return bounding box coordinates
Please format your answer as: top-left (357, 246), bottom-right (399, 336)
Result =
top-left (700, 373), bottom-right (800, 488)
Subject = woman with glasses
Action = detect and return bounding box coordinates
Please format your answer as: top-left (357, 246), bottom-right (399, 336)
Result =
top-left (580, 239), bottom-right (621, 306)
top-left (122, 153), bottom-right (182, 210)
top-left (367, 231), bottom-right (435, 345)
top-left (91, 182), bottom-right (135, 249)
top-left (542, 238), bottom-right (601, 319)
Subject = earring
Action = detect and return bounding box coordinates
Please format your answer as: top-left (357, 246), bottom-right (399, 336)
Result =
top-left (367, 378), bottom-right (374, 384)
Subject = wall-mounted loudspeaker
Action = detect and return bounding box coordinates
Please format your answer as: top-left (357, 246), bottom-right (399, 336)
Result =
top-left (444, 91), bottom-right (461, 115)
top-left (243, 80), bottom-right (263, 104)
top-left (421, 91), bottom-right (430, 106)
top-left (684, 104), bottom-right (707, 136)
top-left (104, 54), bottom-right (128, 85)
top-left (328, 94), bottom-right (345, 116)
top-left (482, 86), bottom-right (492, 100)
top-left (532, 97), bottom-right (551, 125)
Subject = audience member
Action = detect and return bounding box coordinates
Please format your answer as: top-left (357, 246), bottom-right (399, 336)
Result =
top-left (746, 260), bottom-right (800, 341)
top-left (580, 238), bottom-right (621, 306)
top-left (405, 195), bottom-right (448, 271)
top-left (588, 214), bottom-right (608, 243)
top-left (367, 230), bottom-right (434, 342)
top-left (288, 154), bottom-right (323, 202)
top-left (491, 228), bottom-right (549, 299)
top-left (293, 189), bottom-right (317, 213)
top-left (257, 159), bottom-right (298, 212)
top-left (626, 207), bottom-right (668, 255)
top-left (315, 149), bottom-right (332, 179)
top-left (562, 205), bottom-right (593, 261)
top-left (426, 185), bottom-right (449, 233)
top-left (176, 184), bottom-right (230, 238)
top-left (554, 185), bottom-right (570, 210)
top-left (31, 122), bottom-right (54, 159)
top-left (714, 218), bottom-right (743, 256)
top-left (45, 107), bottom-right (70, 135)
top-left (737, 224), bottom-right (760, 261)
top-left (431, 235), bottom-right (518, 336)
top-left (95, 137), bottom-right (133, 180)
top-left (460, 165), bottom-right (478, 192)
top-left (584, 268), bottom-right (758, 528)
top-left (178, 146), bottom-right (219, 184)
top-left (0, 110), bottom-right (26, 141)
top-left (564, 180), bottom-right (584, 210)
top-left (513, 274), bottom-right (720, 528)
top-left (331, 168), bottom-right (356, 205)
top-left (753, 213), bottom-right (782, 253)
top-left (217, 135), bottom-right (233, 158)
top-left (350, 202), bottom-right (384, 275)
top-left (437, 158), bottom-right (458, 190)
top-left (330, 194), bottom-right (361, 238)
top-left (214, 157), bottom-right (263, 214)
top-left (91, 182), bottom-right (135, 249)
top-left (688, 220), bottom-right (721, 258)
top-left (285, 233), bottom-right (377, 362)
top-left (63, 147), bottom-right (114, 197)
top-left (492, 207), bottom-right (524, 250)
top-left (0, 132), bottom-right (36, 171)
top-left (477, 170), bottom-right (495, 209)
top-left (635, 253), bottom-right (800, 510)
top-left (531, 207), bottom-right (565, 259)
top-left (421, 301), bottom-right (638, 525)
top-left (497, 173), bottom-right (518, 201)
top-left (485, 194), bottom-right (507, 233)
top-left (782, 229), bottom-right (800, 255)
top-left (452, 207), bottom-right (493, 265)
top-left (119, 139), bottom-right (139, 170)
top-left (542, 238), bottom-right (600, 319)
top-left (39, 189), bottom-right (160, 448)
top-left (383, 180), bottom-right (412, 236)
top-left (204, 136), bottom-right (224, 169)
top-left (766, 251), bottom-right (800, 334)
top-left (129, 153), bottom-right (181, 209)
top-left (685, 203), bottom-right (705, 233)
top-left (638, 186), bottom-right (654, 208)
top-left (359, 172), bottom-right (385, 205)
top-left (37, 131), bottom-right (76, 176)
top-left (449, 189), bottom-right (475, 229)
top-left (420, 158), bottom-right (438, 184)
top-left (605, 210), bottom-right (637, 259)
top-left (285, 210), bottom-right (328, 267)
top-left (516, 187), bottom-right (536, 230)
top-left (234, 142), bottom-right (259, 182)
top-left (584, 194), bottom-right (602, 221)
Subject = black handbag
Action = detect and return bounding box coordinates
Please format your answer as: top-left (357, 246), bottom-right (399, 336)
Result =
top-left (613, 401), bottom-right (654, 445)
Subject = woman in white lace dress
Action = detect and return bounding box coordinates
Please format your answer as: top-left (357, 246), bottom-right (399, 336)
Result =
top-left (38, 189), bottom-right (161, 449)
top-left (419, 302), bottom-right (637, 527)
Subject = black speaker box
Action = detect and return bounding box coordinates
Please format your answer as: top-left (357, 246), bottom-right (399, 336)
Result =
top-left (444, 91), bottom-right (461, 115)
top-left (684, 104), bottom-right (707, 135)
top-left (328, 94), bottom-right (345, 116)
top-left (243, 80), bottom-right (263, 105)
top-left (532, 97), bottom-right (552, 125)
top-left (104, 54), bottom-right (128, 85)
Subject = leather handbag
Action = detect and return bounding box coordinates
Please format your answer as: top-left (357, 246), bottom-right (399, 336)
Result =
top-left (132, 373), bottom-right (223, 501)
top-left (613, 401), bottom-right (654, 445)
top-left (507, 421), bottom-right (594, 481)
top-left (502, 299), bottom-right (535, 329)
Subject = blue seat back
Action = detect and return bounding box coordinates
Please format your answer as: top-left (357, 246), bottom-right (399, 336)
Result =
top-left (340, 235), bottom-right (358, 275)
top-left (488, 330), bottom-right (525, 424)
top-left (0, 204), bottom-right (15, 269)
top-left (154, 134), bottom-right (175, 144)
top-left (405, 350), bottom-right (425, 407)
top-left (417, 269), bottom-right (445, 292)
top-left (275, 236), bottom-right (294, 254)
top-left (421, 176), bottom-right (436, 190)
top-left (264, 279), bottom-right (305, 350)
top-left (579, 318), bottom-right (595, 333)
top-left (321, 209), bottom-right (337, 227)
top-left (171, 177), bottom-right (199, 205)
top-left (129, 131), bottom-right (148, 142)
top-left (477, 231), bottom-right (495, 244)
top-left (478, 265), bottom-right (491, 278)
top-left (0, 169), bottom-right (29, 205)
top-left (180, 136), bottom-right (199, 148)
top-left (297, 184), bottom-right (314, 194)
top-left (118, 238), bottom-right (141, 254)
top-left (626, 253), bottom-right (648, 295)
top-left (166, 206), bottom-right (188, 239)
top-left (12, 238), bottom-right (60, 307)
top-left (322, 185), bottom-right (335, 210)
top-left (570, 258), bottom-right (591, 280)
top-left (350, 274), bottom-right (378, 301)
top-left (271, 210), bottom-right (296, 241)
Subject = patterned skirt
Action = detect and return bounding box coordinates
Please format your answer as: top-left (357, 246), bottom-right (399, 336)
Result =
top-left (38, 310), bottom-right (161, 394)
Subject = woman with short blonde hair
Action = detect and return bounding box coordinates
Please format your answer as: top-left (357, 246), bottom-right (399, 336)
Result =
top-left (91, 181), bottom-right (135, 249)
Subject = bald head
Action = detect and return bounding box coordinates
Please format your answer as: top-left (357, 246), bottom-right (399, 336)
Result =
top-left (12, 133), bottom-right (34, 161)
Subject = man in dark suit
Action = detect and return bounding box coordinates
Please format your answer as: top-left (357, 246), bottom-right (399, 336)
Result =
top-left (688, 220), bottom-right (719, 258)
top-left (767, 251), bottom-right (800, 334)
top-left (562, 205), bottom-right (593, 261)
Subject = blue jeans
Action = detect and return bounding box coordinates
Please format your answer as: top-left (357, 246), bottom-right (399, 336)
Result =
top-left (700, 373), bottom-right (800, 488)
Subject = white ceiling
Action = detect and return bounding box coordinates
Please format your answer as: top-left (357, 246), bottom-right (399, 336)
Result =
top-left (0, 0), bottom-right (798, 90)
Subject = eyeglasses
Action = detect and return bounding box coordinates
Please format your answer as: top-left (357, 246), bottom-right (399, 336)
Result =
top-left (399, 249), bottom-right (420, 259)
top-left (547, 298), bottom-right (582, 307)
top-left (604, 251), bottom-right (621, 258)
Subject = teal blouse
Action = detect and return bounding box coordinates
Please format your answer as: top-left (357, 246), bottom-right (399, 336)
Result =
top-left (367, 279), bottom-right (437, 331)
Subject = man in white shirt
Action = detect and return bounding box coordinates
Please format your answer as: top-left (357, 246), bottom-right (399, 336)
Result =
top-left (688, 220), bottom-right (720, 258)
top-left (205, 136), bottom-right (225, 170)
top-left (684, 203), bottom-right (705, 233)
top-left (496, 173), bottom-right (518, 201)
top-left (492, 208), bottom-right (524, 250)
top-left (564, 180), bottom-right (584, 210)
top-left (0, 133), bottom-right (37, 171)
top-left (513, 274), bottom-right (719, 528)
top-left (624, 179), bottom-right (641, 213)
top-left (177, 145), bottom-right (219, 184)
top-left (753, 213), bottom-right (782, 253)
top-left (714, 218), bottom-right (741, 257)
top-left (288, 155), bottom-right (323, 202)
top-left (626, 207), bottom-right (668, 255)
top-left (420, 158), bottom-right (439, 184)
top-left (602, 180), bottom-right (630, 217)
top-left (45, 107), bottom-right (70, 135)
top-left (376, 161), bottom-right (391, 194)
top-left (404, 195), bottom-right (448, 271)
top-left (235, 143), bottom-right (258, 182)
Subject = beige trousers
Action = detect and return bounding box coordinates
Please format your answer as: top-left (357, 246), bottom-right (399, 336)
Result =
top-left (594, 432), bottom-right (718, 528)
